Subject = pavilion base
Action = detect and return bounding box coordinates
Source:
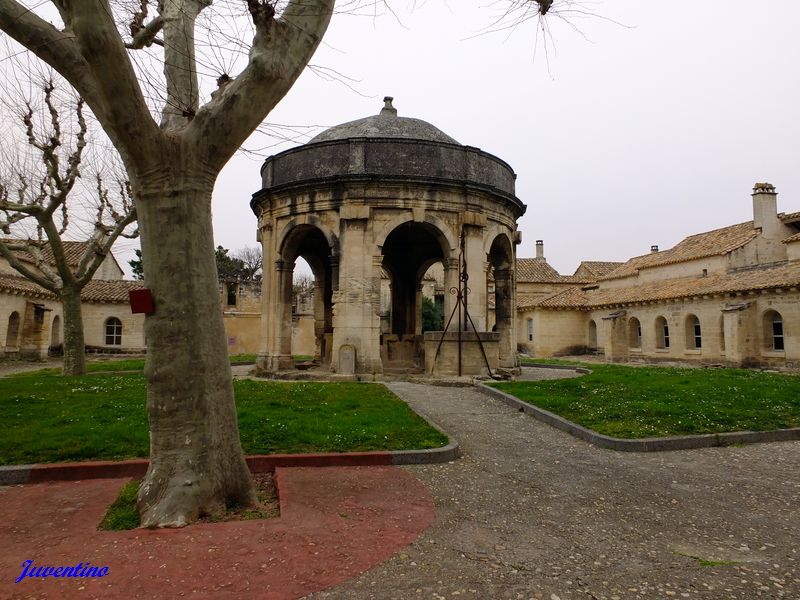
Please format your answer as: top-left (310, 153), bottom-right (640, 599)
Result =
top-left (423, 331), bottom-right (500, 377)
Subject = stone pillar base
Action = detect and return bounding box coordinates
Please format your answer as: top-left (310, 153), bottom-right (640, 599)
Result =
top-left (256, 353), bottom-right (295, 373)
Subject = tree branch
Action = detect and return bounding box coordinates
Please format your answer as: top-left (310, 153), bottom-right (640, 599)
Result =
top-left (126, 15), bottom-right (165, 49)
top-left (59, 0), bottom-right (161, 167)
top-left (188, 0), bottom-right (334, 167)
top-left (159, 0), bottom-right (210, 130)
top-left (76, 209), bottom-right (138, 286)
top-left (0, 3), bottom-right (107, 136)
top-left (0, 239), bottom-right (60, 293)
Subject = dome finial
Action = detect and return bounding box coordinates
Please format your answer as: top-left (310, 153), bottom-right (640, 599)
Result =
top-left (381, 96), bottom-right (397, 117)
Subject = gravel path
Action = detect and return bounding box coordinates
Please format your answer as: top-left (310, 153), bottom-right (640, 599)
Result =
top-left (310, 382), bottom-right (800, 600)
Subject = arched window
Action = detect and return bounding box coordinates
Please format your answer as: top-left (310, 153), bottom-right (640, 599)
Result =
top-left (685, 315), bottom-right (702, 349)
top-left (628, 317), bottom-right (642, 349)
top-left (51, 315), bottom-right (61, 347)
top-left (588, 320), bottom-right (598, 350)
top-left (719, 316), bottom-right (726, 352)
top-left (5, 311), bottom-right (20, 348)
top-left (763, 310), bottom-right (784, 351)
top-left (655, 316), bottom-right (670, 349)
top-left (526, 318), bottom-right (534, 342)
top-left (105, 317), bottom-right (122, 346)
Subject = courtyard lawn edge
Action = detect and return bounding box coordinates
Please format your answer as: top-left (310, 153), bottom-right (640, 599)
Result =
top-left (478, 382), bottom-right (800, 452)
top-left (0, 439), bottom-right (461, 485)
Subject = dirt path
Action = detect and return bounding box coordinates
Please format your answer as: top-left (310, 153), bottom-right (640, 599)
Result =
top-left (310, 382), bottom-right (800, 600)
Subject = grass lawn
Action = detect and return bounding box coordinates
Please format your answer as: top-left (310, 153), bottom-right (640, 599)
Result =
top-left (493, 363), bottom-right (800, 438)
top-left (0, 374), bottom-right (447, 465)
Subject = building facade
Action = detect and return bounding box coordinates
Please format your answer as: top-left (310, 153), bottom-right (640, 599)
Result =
top-left (518, 184), bottom-right (800, 369)
top-left (0, 242), bottom-right (146, 359)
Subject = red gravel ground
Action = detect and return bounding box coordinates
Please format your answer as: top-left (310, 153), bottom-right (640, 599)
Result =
top-left (0, 466), bottom-right (435, 599)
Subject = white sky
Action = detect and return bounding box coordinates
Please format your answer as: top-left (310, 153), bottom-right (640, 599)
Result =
top-left (119, 0), bottom-right (800, 276)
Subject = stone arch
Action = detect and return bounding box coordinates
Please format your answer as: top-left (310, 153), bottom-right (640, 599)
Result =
top-left (628, 316), bottom-right (642, 349)
top-left (277, 223), bottom-right (337, 365)
top-left (488, 233), bottom-right (515, 366)
top-left (762, 309), bottom-right (785, 351)
top-left (482, 227), bottom-right (513, 256)
top-left (374, 212), bottom-right (458, 256)
top-left (5, 311), bottom-right (20, 348)
top-left (655, 315), bottom-right (670, 349)
top-left (588, 319), bottom-right (598, 350)
top-left (51, 315), bottom-right (61, 348)
top-left (381, 221), bottom-right (448, 338)
top-left (685, 314), bottom-right (702, 349)
top-left (277, 217), bottom-right (339, 262)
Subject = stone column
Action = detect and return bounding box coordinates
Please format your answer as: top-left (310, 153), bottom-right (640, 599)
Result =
top-left (256, 220), bottom-right (274, 373)
top-left (603, 312), bottom-right (629, 363)
top-left (722, 302), bottom-right (755, 366)
top-left (313, 278), bottom-right (325, 363)
top-left (442, 257), bottom-right (459, 330)
top-left (20, 301), bottom-right (51, 360)
top-left (266, 259), bottom-right (295, 371)
top-left (414, 283), bottom-right (424, 336)
top-left (331, 205), bottom-right (383, 374)
top-left (463, 220), bottom-right (487, 332)
top-left (494, 268), bottom-right (515, 368)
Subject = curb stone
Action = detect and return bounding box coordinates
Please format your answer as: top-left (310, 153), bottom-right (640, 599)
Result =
top-left (521, 364), bottom-right (592, 374)
top-left (478, 382), bottom-right (800, 452)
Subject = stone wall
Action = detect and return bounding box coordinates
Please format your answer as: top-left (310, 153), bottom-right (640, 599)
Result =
top-left (223, 312), bottom-right (261, 356)
top-left (787, 240), bottom-right (800, 262)
top-left (291, 314), bottom-right (316, 357)
top-left (529, 290), bottom-right (799, 368)
top-left (517, 310), bottom-right (589, 357)
top-left (82, 303), bottom-right (145, 352)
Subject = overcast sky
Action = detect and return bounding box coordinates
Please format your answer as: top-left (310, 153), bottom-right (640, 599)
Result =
top-left (117, 1), bottom-right (800, 277)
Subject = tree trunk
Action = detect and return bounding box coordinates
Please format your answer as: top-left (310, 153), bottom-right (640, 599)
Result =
top-left (61, 287), bottom-right (86, 376)
top-left (134, 164), bottom-right (256, 528)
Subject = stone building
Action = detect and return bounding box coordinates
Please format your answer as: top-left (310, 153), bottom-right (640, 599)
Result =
top-left (252, 98), bottom-right (525, 376)
top-left (518, 184), bottom-right (800, 368)
top-left (0, 241), bottom-right (146, 358)
top-left (219, 279), bottom-right (263, 356)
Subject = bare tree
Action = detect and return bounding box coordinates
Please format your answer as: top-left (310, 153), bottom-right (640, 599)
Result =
top-left (0, 0), bottom-right (555, 527)
top-left (0, 80), bottom-right (137, 376)
top-left (233, 245), bottom-right (263, 280)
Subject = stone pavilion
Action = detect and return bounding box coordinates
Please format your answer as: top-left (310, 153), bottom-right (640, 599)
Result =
top-left (252, 98), bottom-right (525, 376)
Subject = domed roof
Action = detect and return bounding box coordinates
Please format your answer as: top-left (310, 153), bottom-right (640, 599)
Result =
top-left (310, 97), bottom-right (459, 145)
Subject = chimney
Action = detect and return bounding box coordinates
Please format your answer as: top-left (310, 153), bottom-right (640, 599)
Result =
top-left (651, 245), bottom-right (659, 253)
top-left (535, 240), bottom-right (544, 259)
top-left (752, 182), bottom-right (780, 238)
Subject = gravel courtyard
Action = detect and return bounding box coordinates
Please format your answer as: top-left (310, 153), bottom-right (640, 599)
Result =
top-left (311, 381), bottom-right (799, 600)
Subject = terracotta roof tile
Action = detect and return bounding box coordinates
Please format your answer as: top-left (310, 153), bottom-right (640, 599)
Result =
top-left (0, 274), bottom-right (56, 299)
top-left (784, 232), bottom-right (800, 244)
top-left (81, 280), bottom-right (145, 303)
top-left (0, 238), bottom-right (97, 269)
top-left (0, 272), bottom-right (142, 304)
top-left (521, 287), bottom-right (589, 309)
top-left (780, 211), bottom-right (800, 224)
top-left (601, 221), bottom-right (759, 280)
top-left (533, 262), bottom-right (800, 309)
top-left (573, 261), bottom-right (624, 279)
top-left (516, 293), bottom-right (546, 309)
top-left (515, 258), bottom-right (561, 282)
